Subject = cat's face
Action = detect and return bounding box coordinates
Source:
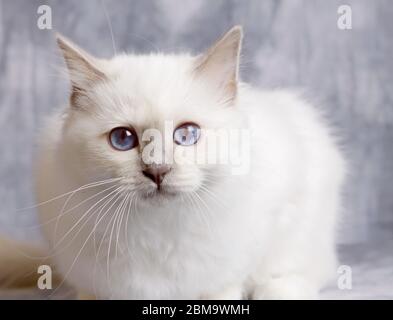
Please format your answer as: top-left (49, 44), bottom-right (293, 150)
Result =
top-left (58, 26), bottom-right (244, 204)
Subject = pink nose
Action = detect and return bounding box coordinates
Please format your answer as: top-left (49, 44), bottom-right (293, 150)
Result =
top-left (142, 165), bottom-right (171, 189)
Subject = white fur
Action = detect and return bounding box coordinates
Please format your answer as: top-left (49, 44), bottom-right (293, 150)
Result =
top-left (35, 27), bottom-right (345, 299)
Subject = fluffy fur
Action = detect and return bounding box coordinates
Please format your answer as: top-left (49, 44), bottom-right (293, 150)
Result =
top-left (33, 26), bottom-right (345, 299)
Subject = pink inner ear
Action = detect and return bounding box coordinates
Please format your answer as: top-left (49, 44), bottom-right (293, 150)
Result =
top-left (57, 34), bottom-right (107, 102)
top-left (194, 26), bottom-right (242, 102)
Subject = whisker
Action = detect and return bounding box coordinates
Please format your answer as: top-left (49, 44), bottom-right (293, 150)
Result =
top-left (191, 191), bottom-right (213, 233)
top-left (115, 192), bottom-right (131, 260)
top-left (59, 188), bottom-right (122, 257)
top-left (100, 0), bottom-right (117, 55)
top-left (93, 196), bottom-right (124, 296)
top-left (48, 192), bottom-right (123, 299)
top-left (92, 192), bottom-right (121, 255)
top-left (52, 186), bottom-right (123, 250)
top-left (198, 185), bottom-right (228, 209)
top-left (185, 192), bottom-right (208, 231)
top-left (95, 194), bottom-right (124, 264)
top-left (106, 193), bottom-right (129, 279)
top-left (124, 192), bottom-right (137, 259)
top-left (15, 177), bottom-right (122, 211)
top-left (92, 192), bottom-right (125, 296)
top-left (52, 183), bottom-right (120, 238)
top-left (25, 183), bottom-right (120, 232)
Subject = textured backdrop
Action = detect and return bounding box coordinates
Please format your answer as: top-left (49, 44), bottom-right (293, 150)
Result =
top-left (0, 0), bottom-right (392, 245)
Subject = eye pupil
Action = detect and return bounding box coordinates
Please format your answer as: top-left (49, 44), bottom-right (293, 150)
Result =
top-left (174, 123), bottom-right (201, 146)
top-left (109, 127), bottom-right (138, 151)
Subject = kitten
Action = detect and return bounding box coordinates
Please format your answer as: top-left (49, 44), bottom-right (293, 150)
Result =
top-left (34, 26), bottom-right (346, 299)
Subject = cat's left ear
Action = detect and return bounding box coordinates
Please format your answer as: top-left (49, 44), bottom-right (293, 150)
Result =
top-left (194, 25), bottom-right (243, 102)
top-left (56, 33), bottom-right (107, 107)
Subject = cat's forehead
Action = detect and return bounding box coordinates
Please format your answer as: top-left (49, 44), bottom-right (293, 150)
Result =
top-left (108, 54), bottom-right (195, 91)
top-left (92, 54), bottom-right (201, 127)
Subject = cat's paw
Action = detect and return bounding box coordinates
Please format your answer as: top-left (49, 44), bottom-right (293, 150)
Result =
top-left (251, 275), bottom-right (319, 300)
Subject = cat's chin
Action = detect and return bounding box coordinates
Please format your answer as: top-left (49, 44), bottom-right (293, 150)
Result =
top-left (140, 188), bottom-right (181, 206)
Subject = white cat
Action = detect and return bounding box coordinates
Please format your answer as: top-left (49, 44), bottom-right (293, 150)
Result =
top-left (33, 26), bottom-right (346, 299)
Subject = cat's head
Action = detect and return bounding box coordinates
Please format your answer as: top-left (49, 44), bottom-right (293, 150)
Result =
top-left (57, 26), bottom-right (246, 205)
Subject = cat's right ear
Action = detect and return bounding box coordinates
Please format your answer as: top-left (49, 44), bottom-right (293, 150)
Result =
top-left (56, 34), bottom-right (106, 106)
top-left (193, 26), bottom-right (243, 103)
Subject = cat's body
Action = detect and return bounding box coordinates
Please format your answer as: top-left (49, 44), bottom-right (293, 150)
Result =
top-left (34, 26), bottom-right (345, 299)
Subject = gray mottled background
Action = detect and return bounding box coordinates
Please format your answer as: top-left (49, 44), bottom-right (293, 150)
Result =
top-left (0, 0), bottom-right (392, 298)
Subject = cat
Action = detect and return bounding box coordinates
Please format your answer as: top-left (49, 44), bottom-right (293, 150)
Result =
top-left (30, 25), bottom-right (346, 299)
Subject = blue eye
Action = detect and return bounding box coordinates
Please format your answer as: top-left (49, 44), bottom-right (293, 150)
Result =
top-left (173, 123), bottom-right (201, 146)
top-left (109, 127), bottom-right (138, 151)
